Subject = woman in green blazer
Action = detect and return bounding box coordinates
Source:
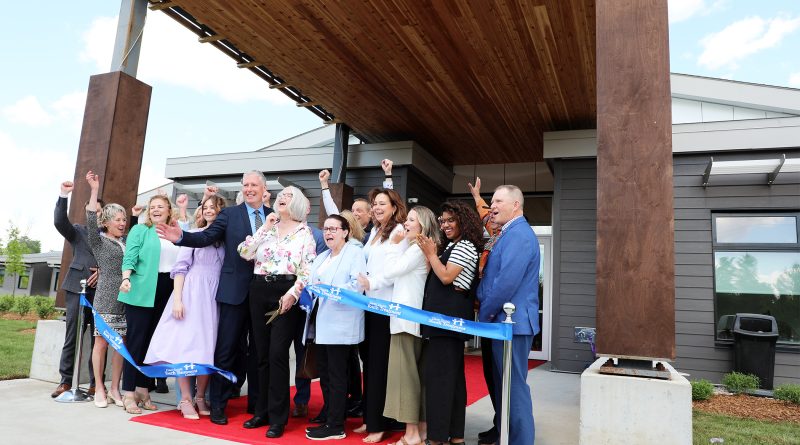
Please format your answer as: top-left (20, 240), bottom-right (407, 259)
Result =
top-left (119, 194), bottom-right (181, 414)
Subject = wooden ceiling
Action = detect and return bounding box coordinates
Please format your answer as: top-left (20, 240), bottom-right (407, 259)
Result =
top-left (157, 0), bottom-right (596, 164)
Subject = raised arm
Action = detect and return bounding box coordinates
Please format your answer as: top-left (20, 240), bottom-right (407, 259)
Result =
top-left (54, 181), bottom-right (78, 242)
top-left (82, 172), bottom-right (104, 253)
top-left (157, 208), bottom-right (228, 248)
top-left (381, 159), bottom-right (394, 189)
top-left (319, 169), bottom-right (341, 216)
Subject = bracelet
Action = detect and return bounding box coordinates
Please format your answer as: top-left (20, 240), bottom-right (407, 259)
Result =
top-left (385, 175), bottom-right (392, 179)
top-left (122, 278), bottom-right (130, 282)
top-left (321, 187), bottom-right (329, 191)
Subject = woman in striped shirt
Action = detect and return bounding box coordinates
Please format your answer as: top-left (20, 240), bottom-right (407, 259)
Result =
top-left (416, 201), bottom-right (483, 445)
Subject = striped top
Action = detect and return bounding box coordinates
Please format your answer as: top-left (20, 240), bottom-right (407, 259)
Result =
top-left (444, 240), bottom-right (478, 290)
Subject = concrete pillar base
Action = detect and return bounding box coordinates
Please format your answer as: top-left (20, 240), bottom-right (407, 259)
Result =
top-left (579, 357), bottom-right (691, 445)
top-left (30, 320), bottom-right (95, 384)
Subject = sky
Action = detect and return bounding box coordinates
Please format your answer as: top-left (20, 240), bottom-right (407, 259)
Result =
top-left (1, 0), bottom-right (799, 252)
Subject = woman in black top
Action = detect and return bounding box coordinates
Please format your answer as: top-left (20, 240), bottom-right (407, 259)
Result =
top-left (417, 201), bottom-right (483, 445)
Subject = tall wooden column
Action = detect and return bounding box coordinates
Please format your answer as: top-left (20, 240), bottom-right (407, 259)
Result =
top-left (595, 0), bottom-right (675, 360)
top-left (56, 71), bottom-right (151, 307)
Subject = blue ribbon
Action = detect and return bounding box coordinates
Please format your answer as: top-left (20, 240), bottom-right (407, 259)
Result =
top-left (306, 284), bottom-right (512, 341)
top-left (80, 294), bottom-right (237, 383)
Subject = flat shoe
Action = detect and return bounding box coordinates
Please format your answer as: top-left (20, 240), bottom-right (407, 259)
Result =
top-left (94, 394), bottom-right (108, 408)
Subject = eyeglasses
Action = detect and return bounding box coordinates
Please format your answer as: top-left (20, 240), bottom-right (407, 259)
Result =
top-left (277, 192), bottom-right (293, 199)
top-left (437, 216), bottom-right (456, 225)
top-left (322, 226), bottom-right (343, 233)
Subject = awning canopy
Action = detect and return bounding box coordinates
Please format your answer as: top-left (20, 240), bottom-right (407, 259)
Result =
top-left (150, 0), bottom-right (597, 164)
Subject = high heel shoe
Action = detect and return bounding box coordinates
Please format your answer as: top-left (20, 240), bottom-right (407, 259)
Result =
top-left (107, 392), bottom-right (124, 407)
top-left (178, 399), bottom-right (200, 420)
top-left (123, 394), bottom-right (142, 414)
top-left (194, 397), bottom-right (210, 416)
top-left (136, 392), bottom-right (158, 411)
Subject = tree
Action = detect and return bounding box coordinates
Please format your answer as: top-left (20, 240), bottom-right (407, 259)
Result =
top-left (19, 236), bottom-right (41, 254)
top-left (3, 224), bottom-right (27, 296)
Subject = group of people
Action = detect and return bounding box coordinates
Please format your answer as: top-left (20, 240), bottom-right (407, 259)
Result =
top-left (52, 159), bottom-right (540, 445)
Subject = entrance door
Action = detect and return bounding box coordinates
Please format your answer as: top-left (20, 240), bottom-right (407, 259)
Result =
top-left (530, 229), bottom-right (552, 361)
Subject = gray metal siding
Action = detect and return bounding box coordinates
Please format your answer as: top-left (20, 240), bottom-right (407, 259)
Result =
top-left (551, 158), bottom-right (597, 372)
top-left (552, 151), bottom-right (800, 384)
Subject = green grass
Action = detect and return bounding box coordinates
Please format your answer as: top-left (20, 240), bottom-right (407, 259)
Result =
top-left (0, 319), bottom-right (37, 380)
top-left (694, 410), bottom-right (800, 445)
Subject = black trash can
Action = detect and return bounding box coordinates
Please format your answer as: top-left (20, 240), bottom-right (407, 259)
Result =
top-left (732, 313), bottom-right (779, 390)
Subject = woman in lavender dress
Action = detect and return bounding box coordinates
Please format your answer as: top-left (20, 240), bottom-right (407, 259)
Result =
top-left (144, 195), bottom-right (226, 420)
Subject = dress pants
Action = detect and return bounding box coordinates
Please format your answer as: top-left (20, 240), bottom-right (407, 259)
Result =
top-left (363, 311), bottom-right (392, 432)
top-left (249, 278), bottom-right (303, 426)
top-left (347, 345), bottom-right (363, 402)
top-left (210, 299), bottom-right (254, 411)
top-left (317, 344), bottom-right (351, 428)
top-left (122, 273), bottom-right (172, 392)
top-left (424, 336), bottom-right (466, 443)
top-left (59, 289), bottom-right (97, 386)
top-left (481, 337), bottom-right (498, 428)
top-left (293, 315), bottom-right (311, 406)
top-left (491, 335), bottom-right (535, 445)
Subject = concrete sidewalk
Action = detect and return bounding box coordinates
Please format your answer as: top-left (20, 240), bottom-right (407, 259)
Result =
top-left (1, 363), bottom-right (578, 445)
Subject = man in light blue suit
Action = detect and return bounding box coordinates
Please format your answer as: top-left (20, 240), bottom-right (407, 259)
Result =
top-left (477, 184), bottom-right (539, 445)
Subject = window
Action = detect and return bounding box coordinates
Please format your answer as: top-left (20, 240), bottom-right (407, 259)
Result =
top-left (0, 268), bottom-right (4, 287)
top-left (18, 274), bottom-right (30, 289)
top-left (53, 270), bottom-right (60, 292)
top-left (713, 213), bottom-right (800, 346)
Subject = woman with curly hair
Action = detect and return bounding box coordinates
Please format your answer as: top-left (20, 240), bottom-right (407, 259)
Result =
top-left (355, 187), bottom-right (407, 442)
top-left (416, 201), bottom-right (483, 445)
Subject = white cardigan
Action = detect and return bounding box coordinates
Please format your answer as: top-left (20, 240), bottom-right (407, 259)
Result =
top-left (364, 224), bottom-right (407, 301)
top-left (383, 243), bottom-right (429, 336)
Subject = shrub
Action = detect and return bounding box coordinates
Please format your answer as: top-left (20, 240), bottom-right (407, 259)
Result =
top-left (691, 379), bottom-right (714, 401)
top-left (722, 372), bottom-right (760, 393)
top-left (14, 296), bottom-right (33, 317)
top-left (34, 297), bottom-right (56, 319)
top-left (0, 295), bottom-right (14, 312)
top-left (774, 384), bottom-right (800, 405)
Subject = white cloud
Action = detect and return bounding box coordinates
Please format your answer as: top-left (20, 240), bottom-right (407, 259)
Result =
top-left (2, 96), bottom-right (53, 127)
top-left (790, 72), bottom-right (800, 87)
top-left (669, 0), bottom-right (706, 23)
top-left (0, 132), bottom-right (74, 252)
top-left (698, 15), bottom-right (800, 70)
top-left (81, 13), bottom-right (292, 105)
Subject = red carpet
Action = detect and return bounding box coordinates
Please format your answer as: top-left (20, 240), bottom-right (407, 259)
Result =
top-left (132, 355), bottom-right (545, 444)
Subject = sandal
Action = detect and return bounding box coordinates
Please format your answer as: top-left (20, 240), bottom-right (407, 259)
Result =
top-left (107, 391), bottom-right (124, 407)
top-left (178, 399), bottom-right (200, 420)
top-left (194, 397), bottom-right (210, 416)
top-left (363, 432), bottom-right (385, 443)
top-left (354, 424), bottom-right (367, 434)
top-left (123, 394), bottom-right (142, 414)
top-left (136, 391), bottom-right (158, 411)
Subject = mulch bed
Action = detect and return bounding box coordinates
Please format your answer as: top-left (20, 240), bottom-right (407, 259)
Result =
top-left (0, 313), bottom-right (52, 321)
top-left (694, 394), bottom-right (800, 423)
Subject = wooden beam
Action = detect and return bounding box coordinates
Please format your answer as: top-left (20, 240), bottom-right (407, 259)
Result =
top-left (148, 1), bottom-right (176, 11)
top-left (324, 119), bottom-right (342, 125)
top-left (198, 34), bottom-right (224, 43)
top-left (296, 101), bottom-right (318, 108)
top-left (595, 0), bottom-right (675, 360)
top-left (57, 72), bottom-right (151, 308)
top-left (236, 61), bottom-right (262, 69)
top-left (269, 83), bottom-right (293, 89)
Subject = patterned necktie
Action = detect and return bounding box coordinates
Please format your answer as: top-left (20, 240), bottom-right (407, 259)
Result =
top-left (254, 209), bottom-right (263, 231)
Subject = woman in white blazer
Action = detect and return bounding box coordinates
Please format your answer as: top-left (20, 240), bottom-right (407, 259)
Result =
top-left (296, 214), bottom-right (366, 440)
top-left (382, 206), bottom-right (441, 445)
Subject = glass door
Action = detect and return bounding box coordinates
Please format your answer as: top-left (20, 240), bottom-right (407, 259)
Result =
top-left (530, 228), bottom-right (552, 361)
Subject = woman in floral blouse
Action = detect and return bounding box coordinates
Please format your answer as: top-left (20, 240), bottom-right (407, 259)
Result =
top-left (238, 186), bottom-right (317, 438)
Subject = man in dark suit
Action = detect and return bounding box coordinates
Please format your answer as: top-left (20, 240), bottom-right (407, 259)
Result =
top-left (477, 185), bottom-right (540, 445)
top-left (53, 181), bottom-right (100, 397)
top-left (157, 171), bottom-right (272, 426)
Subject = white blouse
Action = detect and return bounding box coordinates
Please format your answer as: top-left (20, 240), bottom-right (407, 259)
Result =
top-left (364, 224), bottom-right (407, 301)
top-left (158, 238), bottom-right (181, 273)
top-left (384, 243), bottom-right (429, 336)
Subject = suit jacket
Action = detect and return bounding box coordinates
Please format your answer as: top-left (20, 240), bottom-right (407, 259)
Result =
top-left (177, 202), bottom-right (272, 305)
top-left (307, 242), bottom-right (366, 345)
top-left (477, 216), bottom-right (540, 336)
top-left (54, 197), bottom-right (97, 294)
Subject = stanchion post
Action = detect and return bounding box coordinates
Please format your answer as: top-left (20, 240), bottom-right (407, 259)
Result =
top-left (55, 279), bottom-right (92, 403)
top-left (499, 302), bottom-right (515, 445)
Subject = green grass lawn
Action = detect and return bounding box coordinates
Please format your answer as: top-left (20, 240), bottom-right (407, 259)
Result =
top-left (694, 410), bottom-right (800, 445)
top-left (0, 319), bottom-right (37, 380)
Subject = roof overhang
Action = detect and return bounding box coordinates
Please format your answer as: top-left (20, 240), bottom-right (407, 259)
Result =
top-left (148, 0), bottom-right (597, 165)
top-left (671, 73), bottom-right (800, 115)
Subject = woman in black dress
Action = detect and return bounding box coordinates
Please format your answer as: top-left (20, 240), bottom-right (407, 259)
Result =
top-left (417, 201), bottom-right (483, 445)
